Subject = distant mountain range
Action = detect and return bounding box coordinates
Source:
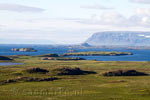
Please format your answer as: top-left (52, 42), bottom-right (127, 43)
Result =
top-left (85, 31), bottom-right (150, 46)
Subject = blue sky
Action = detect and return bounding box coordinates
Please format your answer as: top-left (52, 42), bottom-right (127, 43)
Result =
top-left (0, 0), bottom-right (150, 44)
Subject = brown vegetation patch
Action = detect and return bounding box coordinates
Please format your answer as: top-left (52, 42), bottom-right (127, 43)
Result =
top-left (25, 68), bottom-right (49, 74)
top-left (108, 80), bottom-right (127, 83)
top-left (0, 77), bottom-right (58, 85)
top-left (24, 77), bottom-right (58, 82)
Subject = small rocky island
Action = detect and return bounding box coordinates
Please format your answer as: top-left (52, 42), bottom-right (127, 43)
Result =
top-left (39, 53), bottom-right (85, 61)
top-left (11, 48), bottom-right (37, 52)
top-left (63, 51), bottom-right (133, 56)
top-left (67, 49), bottom-right (77, 52)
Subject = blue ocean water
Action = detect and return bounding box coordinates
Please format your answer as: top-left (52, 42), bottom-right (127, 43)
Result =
top-left (0, 44), bottom-right (150, 61)
top-left (0, 63), bottom-right (24, 66)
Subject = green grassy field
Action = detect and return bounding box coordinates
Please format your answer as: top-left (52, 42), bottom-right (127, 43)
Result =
top-left (1, 56), bottom-right (150, 100)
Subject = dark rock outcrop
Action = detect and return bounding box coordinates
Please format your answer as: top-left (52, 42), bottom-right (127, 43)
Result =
top-left (51, 67), bottom-right (96, 75)
top-left (38, 53), bottom-right (59, 57)
top-left (102, 70), bottom-right (148, 76)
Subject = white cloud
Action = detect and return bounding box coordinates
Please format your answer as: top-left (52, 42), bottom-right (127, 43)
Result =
top-left (145, 35), bottom-right (150, 38)
top-left (99, 12), bottom-right (127, 26)
top-left (130, 0), bottom-right (150, 4)
top-left (73, 8), bottom-right (150, 28)
top-left (0, 3), bottom-right (45, 13)
top-left (136, 8), bottom-right (150, 16)
top-left (2, 7), bottom-right (150, 44)
top-left (129, 8), bottom-right (150, 26)
top-left (2, 14), bottom-right (150, 44)
top-left (138, 34), bottom-right (150, 38)
top-left (138, 34), bottom-right (145, 36)
top-left (80, 4), bottom-right (114, 10)
top-left (75, 12), bottom-right (131, 27)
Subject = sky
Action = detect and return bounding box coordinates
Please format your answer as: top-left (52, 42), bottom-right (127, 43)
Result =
top-left (0, 0), bottom-right (150, 44)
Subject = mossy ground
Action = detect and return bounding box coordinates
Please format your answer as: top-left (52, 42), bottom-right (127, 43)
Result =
top-left (1, 56), bottom-right (150, 100)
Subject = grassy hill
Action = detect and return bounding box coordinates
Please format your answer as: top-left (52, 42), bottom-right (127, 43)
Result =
top-left (63, 51), bottom-right (133, 56)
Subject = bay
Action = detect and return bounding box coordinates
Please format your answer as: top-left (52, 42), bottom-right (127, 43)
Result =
top-left (0, 44), bottom-right (150, 61)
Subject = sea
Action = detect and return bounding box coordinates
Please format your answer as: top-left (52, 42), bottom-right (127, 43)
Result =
top-left (0, 44), bottom-right (150, 61)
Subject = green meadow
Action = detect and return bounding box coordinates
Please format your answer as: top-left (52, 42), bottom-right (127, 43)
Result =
top-left (1, 56), bottom-right (150, 100)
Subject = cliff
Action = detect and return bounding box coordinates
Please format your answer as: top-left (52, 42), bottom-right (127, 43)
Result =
top-left (85, 31), bottom-right (150, 46)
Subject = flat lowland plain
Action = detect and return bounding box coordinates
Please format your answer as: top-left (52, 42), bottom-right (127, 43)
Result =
top-left (1, 56), bottom-right (150, 100)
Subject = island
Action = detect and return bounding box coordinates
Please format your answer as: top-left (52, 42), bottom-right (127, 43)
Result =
top-left (67, 49), bottom-right (77, 52)
top-left (38, 53), bottom-right (86, 61)
top-left (0, 56), bottom-right (12, 60)
top-left (62, 51), bottom-right (133, 56)
top-left (11, 48), bottom-right (37, 52)
top-left (41, 57), bottom-right (85, 61)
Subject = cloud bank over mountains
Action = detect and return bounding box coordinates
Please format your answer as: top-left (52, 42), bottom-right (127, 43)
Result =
top-left (77, 8), bottom-right (150, 28)
top-left (0, 0), bottom-right (150, 44)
